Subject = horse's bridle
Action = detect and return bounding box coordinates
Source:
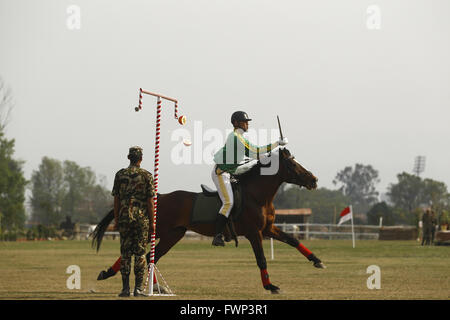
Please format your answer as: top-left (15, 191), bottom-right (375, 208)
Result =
top-left (262, 151), bottom-right (312, 185)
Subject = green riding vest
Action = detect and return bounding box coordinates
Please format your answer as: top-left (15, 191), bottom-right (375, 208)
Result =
top-left (213, 128), bottom-right (278, 174)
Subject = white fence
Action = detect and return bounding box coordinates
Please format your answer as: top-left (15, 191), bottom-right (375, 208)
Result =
top-left (274, 223), bottom-right (380, 240)
top-left (183, 223), bottom-right (381, 240)
top-left (96, 223), bottom-right (382, 241)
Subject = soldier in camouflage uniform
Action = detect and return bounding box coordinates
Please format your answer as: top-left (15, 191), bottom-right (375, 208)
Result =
top-left (112, 146), bottom-right (155, 297)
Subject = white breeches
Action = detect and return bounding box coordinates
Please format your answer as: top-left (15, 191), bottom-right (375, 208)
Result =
top-left (211, 166), bottom-right (234, 218)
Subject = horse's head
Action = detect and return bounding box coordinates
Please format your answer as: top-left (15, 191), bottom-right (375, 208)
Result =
top-left (278, 148), bottom-right (318, 190)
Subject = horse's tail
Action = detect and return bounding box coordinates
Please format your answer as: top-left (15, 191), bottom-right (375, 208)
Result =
top-left (91, 209), bottom-right (114, 252)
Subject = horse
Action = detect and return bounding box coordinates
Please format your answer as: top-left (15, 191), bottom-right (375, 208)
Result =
top-left (92, 147), bottom-right (326, 294)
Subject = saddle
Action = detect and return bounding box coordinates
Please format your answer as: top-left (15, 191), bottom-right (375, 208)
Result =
top-left (190, 178), bottom-right (244, 247)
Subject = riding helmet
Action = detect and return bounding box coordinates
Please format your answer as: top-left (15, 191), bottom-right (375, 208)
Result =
top-left (231, 111), bottom-right (252, 125)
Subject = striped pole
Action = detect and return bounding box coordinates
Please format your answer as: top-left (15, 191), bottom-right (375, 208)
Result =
top-left (135, 89), bottom-right (185, 295)
top-left (134, 88), bottom-right (144, 112)
top-left (148, 96), bottom-right (161, 295)
top-left (139, 88), bottom-right (143, 110)
top-left (174, 101), bottom-right (178, 119)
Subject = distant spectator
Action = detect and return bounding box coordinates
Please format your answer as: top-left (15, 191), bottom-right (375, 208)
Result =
top-left (60, 216), bottom-right (75, 238)
top-left (430, 210), bottom-right (437, 244)
top-left (421, 209), bottom-right (432, 246)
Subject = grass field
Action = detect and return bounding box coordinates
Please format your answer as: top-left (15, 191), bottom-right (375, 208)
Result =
top-left (0, 238), bottom-right (448, 300)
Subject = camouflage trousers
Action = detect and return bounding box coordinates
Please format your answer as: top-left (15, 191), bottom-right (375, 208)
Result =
top-left (118, 207), bottom-right (150, 286)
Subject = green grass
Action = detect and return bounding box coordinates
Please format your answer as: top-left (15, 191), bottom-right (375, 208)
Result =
top-left (0, 238), bottom-right (448, 300)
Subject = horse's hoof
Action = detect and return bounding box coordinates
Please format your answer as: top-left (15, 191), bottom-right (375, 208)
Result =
top-left (271, 289), bottom-right (280, 294)
top-left (314, 262), bottom-right (327, 269)
top-left (97, 270), bottom-right (108, 280)
top-left (97, 267), bottom-right (116, 280)
top-left (264, 284), bottom-right (280, 294)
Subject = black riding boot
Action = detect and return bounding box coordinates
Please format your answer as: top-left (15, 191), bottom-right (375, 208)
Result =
top-left (212, 214), bottom-right (228, 246)
top-left (118, 273), bottom-right (130, 297)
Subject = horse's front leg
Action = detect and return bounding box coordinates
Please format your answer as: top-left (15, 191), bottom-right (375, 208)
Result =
top-left (264, 225), bottom-right (326, 269)
top-left (245, 231), bottom-right (280, 294)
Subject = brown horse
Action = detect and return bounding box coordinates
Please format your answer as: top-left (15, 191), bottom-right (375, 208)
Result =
top-left (92, 147), bottom-right (325, 294)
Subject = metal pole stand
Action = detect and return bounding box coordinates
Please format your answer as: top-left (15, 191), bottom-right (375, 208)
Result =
top-left (135, 88), bottom-right (186, 297)
top-left (145, 263), bottom-right (176, 296)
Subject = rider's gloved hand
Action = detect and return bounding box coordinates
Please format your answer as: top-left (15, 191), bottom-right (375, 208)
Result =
top-left (278, 137), bottom-right (288, 146)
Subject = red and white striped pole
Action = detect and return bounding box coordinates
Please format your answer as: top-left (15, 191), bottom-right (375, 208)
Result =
top-left (134, 88), bottom-right (185, 295)
top-left (148, 96), bottom-right (161, 295)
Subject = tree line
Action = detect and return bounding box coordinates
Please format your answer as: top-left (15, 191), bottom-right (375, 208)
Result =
top-left (274, 164), bottom-right (450, 227)
top-left (0, 78), bottom-right (27, 235)
top-left (29, 157), bottom-right (112, 226)
top-left (0, 77), bottom-right (112, 239)
top-left (0, 151), bottom-right (113, 238)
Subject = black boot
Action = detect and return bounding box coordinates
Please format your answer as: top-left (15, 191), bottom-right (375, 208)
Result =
top-left (133, 276), bottom-right (147, 297)
top-left (212, 214), bottom-right (228, 246)
top-left (118, 274), bottom-right (130, 297)
top-left (97, 267), bottom-right (116, 280)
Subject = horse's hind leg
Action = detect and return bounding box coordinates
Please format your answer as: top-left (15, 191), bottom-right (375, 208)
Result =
top-left (97, 228), bottom-right (187, 282)
top-left (246, 231), bottom-right (280, 294)
top-left (97, 257), bottom-right (121, 280)
top-left (97, 227), bottom-right (187, 281)
top-left (264, 225), bottom-right (326, 269)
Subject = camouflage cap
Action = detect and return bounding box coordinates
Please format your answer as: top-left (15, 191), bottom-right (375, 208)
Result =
top-left (128, 146), bottom-right (143, 158)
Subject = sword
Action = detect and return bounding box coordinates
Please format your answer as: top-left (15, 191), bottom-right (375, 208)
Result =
top-left (277, 115), bottom-right (284, 140)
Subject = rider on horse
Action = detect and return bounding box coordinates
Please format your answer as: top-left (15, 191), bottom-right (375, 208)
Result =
top-left (94, 112), bottom-right (325, 293)
top-left (211, 111), bottom-right (288, 246)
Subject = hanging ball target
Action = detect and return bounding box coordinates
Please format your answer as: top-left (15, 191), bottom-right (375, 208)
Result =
top-left (135, 107), bottom-right (140, 112)
top-left (178, 115), bottom-right (187, 125)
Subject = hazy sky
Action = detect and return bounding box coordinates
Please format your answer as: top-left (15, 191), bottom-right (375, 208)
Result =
top-left (1, 0), bottom-right (449, 205)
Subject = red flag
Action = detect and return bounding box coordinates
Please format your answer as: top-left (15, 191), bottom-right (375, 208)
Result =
top-left (338, 206), bottom-right (352, 225)
top-left (340, 206), bottom-right (351, 217)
